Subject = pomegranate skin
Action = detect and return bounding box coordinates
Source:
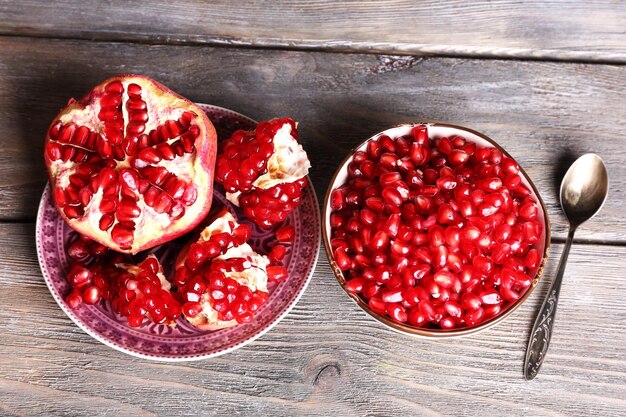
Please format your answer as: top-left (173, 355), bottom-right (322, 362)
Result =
top-left (44, 75), bottom-right (218, 254)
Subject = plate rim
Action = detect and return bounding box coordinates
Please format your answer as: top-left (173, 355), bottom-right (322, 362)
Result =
top-left (36, 103), bottom-right (320, 361)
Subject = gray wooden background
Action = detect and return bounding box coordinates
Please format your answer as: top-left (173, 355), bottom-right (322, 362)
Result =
top-left (0, 1), bottom-right (625, 416)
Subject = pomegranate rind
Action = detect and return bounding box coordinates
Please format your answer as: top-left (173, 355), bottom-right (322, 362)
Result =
top-left (44, 75), bottom-right (217, 254)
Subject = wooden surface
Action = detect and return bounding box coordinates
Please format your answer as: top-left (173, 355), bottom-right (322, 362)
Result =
top-left (0, 2), bottom-right (625, 417)
top-left (1, 225), bottom-right (625, 416)
top-left (1, 1), bottom-right (626, 63)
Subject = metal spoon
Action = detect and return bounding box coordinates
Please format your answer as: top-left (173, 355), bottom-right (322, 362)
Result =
top-left (524, 153), bottom-right (608, 380)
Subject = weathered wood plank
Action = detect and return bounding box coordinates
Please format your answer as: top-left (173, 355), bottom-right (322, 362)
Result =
top-left (0, 37), bottom-right (624, 241)
top-left (1, 1), bottom-right (625, 62)
top-left (0, 223), bottom-right (624, 417)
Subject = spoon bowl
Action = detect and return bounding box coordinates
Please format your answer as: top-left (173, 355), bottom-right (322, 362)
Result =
top-left (560, 154), bottom-right (609, 227)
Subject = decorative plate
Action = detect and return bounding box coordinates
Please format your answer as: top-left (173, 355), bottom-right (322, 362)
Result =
top-left (36, 104), bottom-right (320, 361)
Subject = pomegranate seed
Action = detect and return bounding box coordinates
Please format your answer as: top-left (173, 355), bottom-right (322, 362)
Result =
top-left (370, 231), bottom-right (389, 251)
top-left (387, 303), bottom-right (408, 323)
top-left (333, 248), bottom-right (351, 270)
top-left (464, 307), bottom-right (485, 326)
top-left (267, 265), bottom-right (288, 281)
top-left (82, 286), bottom-right (102, 305)
top-left (525, 248), bottom-right (540, 269)
top-left (269, 245), bottom-right (287, 263)
top-left (443, 301), bottom-right (462, 318)
top-left (461, 293), bottom-right (482, 310)
top-left (433, 270), bottom-right (457, 289)
top-left (381, 288), bottom-right (404, 303)
top-left (66, 290), bottom-right (83, 309)
top-left (275, 225), bottom-right (295, 242)
top-left (369, 297), bottom-right (386, 314)
top-left (330, 188), bottom-right (346, 211)
top-left (437, 203), bottom-right (457, 224)
top-left (476, 177), bottom-right (502, 192)
top-left (384, 214), bottom-right (401, 237)
top-left (344, 278), bottom-right (365, 293)
top-left (449, 149), bottom-right (469, 166)
top-left (519, 202), bottom-right (538, 220)
top-left (419, 300), bottom-right (441, 322)
top-left (183, 302), bottom-right (203, 317)
top-left (367, 140), bottom-right (381, 159)
top-left (491, 242), bottom-right (511, 265)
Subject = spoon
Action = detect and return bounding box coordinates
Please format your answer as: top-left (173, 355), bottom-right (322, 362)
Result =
top-left (524, 153), bottom-right (608, 380)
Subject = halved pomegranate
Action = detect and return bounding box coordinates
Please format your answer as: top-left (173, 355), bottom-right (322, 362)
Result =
top-left (215, 118), bottom-right (311, 228)
top-left (44, 75), bottom-right (217, 254)
top-left (174, 210), bottom-right (271, 330)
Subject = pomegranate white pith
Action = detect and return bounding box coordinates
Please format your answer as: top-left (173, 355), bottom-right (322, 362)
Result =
top-left (44, 75), bottom-right (217, 254)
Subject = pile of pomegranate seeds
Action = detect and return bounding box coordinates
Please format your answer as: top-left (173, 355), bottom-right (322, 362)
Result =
top-left (329, 125), bottom-right (543, 330)
top-left (215, 118), bottom-right (311, 228)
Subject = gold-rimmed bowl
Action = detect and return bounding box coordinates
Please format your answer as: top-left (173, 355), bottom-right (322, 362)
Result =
top-left (322, 123), bottom-right (550, 338)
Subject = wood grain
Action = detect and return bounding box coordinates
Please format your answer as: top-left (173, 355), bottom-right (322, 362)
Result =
top-left (1, 1), bottom-right (625, 62)
top-left (0, 36), bottom-right (624, 242)
top-left (0, 223), bottom-right (624, 417)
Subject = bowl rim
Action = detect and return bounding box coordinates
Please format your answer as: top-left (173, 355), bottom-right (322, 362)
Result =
top-left (321, 122), bottom-right (551, 338)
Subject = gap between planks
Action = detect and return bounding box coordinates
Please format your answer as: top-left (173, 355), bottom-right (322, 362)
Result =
top-left (0, 32), bottom-right (624, 66)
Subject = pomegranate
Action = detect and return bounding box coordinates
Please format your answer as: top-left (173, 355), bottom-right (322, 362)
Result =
top-left (108, 255), bottom-right (181, 327)
top-left (329, 125), bottom-right (544, 330)
top-left (64, 233), bottom-right (181, 327)
top-left (215, 118), bottom-right (311, 228)
top-left (44, 75), bottom-right (217, 254)
top-left (175, 211), bottom-right (271, 330)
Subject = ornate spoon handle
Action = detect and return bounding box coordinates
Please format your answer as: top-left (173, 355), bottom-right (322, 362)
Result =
top-left (524, 227), bottom-right (576, 380)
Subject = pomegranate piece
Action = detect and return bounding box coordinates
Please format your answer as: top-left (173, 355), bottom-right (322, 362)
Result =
top-left (215, 118), bottom-right (311, 228)
top-left (63, 232), bottom-right (181, 327)
top-left (329, 125), bottom-right (544, 330)
top-left (108, 255), bottom-right (181, 326)
top-left (175, 211), bottom-right (271, 330)
top-left (44, 75), bottom-right (217, 254)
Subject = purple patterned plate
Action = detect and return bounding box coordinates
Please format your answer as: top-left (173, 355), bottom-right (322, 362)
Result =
top-left (36, 104), bottom-right (320, 361)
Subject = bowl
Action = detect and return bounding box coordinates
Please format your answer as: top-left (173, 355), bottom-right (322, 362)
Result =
top-left (322, 123), bottom-right (550, 337)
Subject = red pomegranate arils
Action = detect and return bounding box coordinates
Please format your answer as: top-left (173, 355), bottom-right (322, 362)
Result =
top-left (330, 125), bottom-right (543, 330)
top-left (174, 211), bottom-right (272, 330)
top-left (215, 118), bottom-right (311, 228)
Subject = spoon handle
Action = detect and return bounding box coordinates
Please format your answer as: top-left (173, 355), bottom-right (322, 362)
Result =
top-left (524, 227), bottom-right (576, 380)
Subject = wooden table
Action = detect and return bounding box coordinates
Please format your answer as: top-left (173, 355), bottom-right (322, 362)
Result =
top-left (1, 2), bottom-right (625, 416)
